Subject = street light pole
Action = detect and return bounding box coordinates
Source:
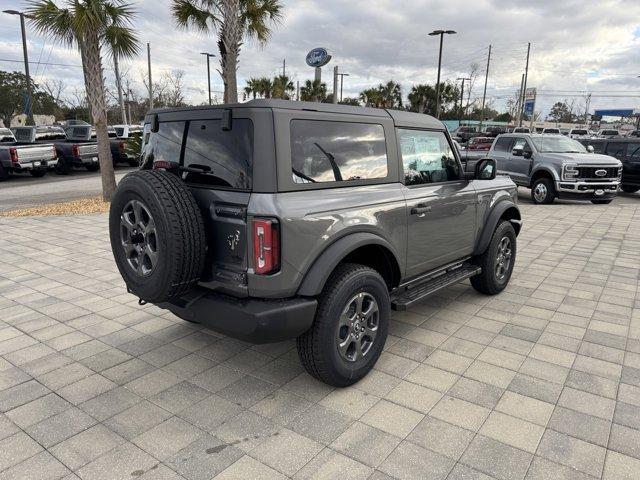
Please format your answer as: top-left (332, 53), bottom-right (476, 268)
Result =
top-left (200, 52), bottom-right (215, 105)
top-left (4, 9), bottom-right (34, 125)
top-left (456, 77), bottom-right (470, 120)
top-left (429, 29), bottom-right (456, 119)
top-left (337, 73), bottom-right (350, 102)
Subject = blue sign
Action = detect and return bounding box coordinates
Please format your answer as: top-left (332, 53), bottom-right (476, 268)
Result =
top-left (524, 100), bottom-right (535, 116)
top-left (306, 48), bottom-right (331, 68)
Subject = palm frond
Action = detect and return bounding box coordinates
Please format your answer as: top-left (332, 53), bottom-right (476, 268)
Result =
top-left (104, 24), bottom-right (140, 58)
top-left (25, 0), bottom-right (76, 47)
top-left (241, 0), bottom-right (282, 44)
top-left (171, 0), bottom-right (218, 32)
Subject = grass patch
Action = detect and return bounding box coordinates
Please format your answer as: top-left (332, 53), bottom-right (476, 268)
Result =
top-left (1, 196), bottom-right (110, 217)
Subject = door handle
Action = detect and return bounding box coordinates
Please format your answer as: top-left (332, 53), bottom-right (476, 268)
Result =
top-left (411, 205), bottom-right (432, 215)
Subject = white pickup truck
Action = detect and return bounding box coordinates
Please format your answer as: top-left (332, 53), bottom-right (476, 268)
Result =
top-left (0, 127), bottom-right (58, 181)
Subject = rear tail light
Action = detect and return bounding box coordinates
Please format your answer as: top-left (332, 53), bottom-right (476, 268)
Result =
top-left (119, 141), bottom-right (125, 152)
top-left (152, 161), bottom-right (178, 170)
top-left (71, 145), bottom-right (79, 157)
top-left (52, 146), bottom-right (57, 159)
top-left (9, 147), bottom-right (18, 164)
top-left (253, 218), bottom-right (280, 275)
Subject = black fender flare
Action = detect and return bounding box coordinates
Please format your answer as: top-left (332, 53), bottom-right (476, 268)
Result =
top-left (473, 200), bottom-right (521, 255)
top-left (297, 232), bottom-right (401, 297)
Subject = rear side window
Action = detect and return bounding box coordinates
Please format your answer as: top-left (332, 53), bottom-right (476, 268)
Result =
top-left (627, 143), bottom-right (640, 159)
top-left (183, 119), bottom-right (253, 189)
top-left (606, 142), bottom-right (625, 156)
top-left (398, 129), bottom-right (460, 186)
top-left (290, 120), bottom-right (388, 183)
top-left (493, 137), bottom-right (512, 152)
top-left (588, 141), bottom-right (606, 154)
top-left (141, 121), bottom-right (185, 165)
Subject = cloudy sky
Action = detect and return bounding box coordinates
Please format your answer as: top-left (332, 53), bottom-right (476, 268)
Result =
top-left (1, 0), bottom-right (639, 117)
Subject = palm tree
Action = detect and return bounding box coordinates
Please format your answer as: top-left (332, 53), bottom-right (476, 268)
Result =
top-left (300, 79), bottom-right (326, 102)
top-left (378, 81), bottom-right (402, 109)
top-left (272, 75), bottom-right (294, 99)
top-left (172, 0), bottom-right (283, 103)
top-left (359, 88), bottom-right (382, 108)
top-left (27, 0), bottom-right (139, 201)
top-left (244, 76), bottom-right (260, 99)
top-left (408, 84), bottom-right (435, 114)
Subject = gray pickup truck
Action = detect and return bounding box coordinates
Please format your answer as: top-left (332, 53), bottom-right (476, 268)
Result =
top-left (489, 133), bottom-right (622, 204)
top-left (56, 125), bottom-right (100, 173)
top-left (0, 127), bottom-right (58, 180)
top-left (108, 100), bottom-right (522, 386)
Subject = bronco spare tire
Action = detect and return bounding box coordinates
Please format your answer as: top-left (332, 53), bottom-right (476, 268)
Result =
top-left (109, 170), bottom-right (206, 303)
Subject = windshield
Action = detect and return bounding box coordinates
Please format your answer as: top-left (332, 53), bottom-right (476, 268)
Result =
top-left (532, 136), bottom-right (587, 153)
top-left (0, 128), bottom-right (14, 142)
top-left (602, 130), bottom-right (618, 135)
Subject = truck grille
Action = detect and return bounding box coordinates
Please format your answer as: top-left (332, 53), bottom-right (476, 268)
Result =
top-left (577, 166), bottom-right (620, 179)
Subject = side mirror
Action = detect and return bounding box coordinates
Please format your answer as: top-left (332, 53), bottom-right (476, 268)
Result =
top-left (512, 148), bottom-right (523, 157)
top-left (587, 145), bottom-right (595, 153)
top-left (475, 158), bottom-right (497, 180)
top-left (523, 149), bottom-right (533, 159)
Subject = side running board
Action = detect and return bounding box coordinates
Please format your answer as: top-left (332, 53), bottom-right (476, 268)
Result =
top-left (391, 263), bottom-right (481, 311)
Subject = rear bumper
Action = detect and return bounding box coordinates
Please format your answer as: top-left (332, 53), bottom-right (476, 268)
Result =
top-left (157, 288), bottom-right (317, 344)
top-left (11, 159), bottom-right (58, 171)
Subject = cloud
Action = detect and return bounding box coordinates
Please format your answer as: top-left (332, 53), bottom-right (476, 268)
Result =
top-left (0, 0), bottom-right (639, 116)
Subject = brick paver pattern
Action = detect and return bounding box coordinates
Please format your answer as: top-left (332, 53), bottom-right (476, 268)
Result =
top-left (1, 201), bottom-right (639, 480)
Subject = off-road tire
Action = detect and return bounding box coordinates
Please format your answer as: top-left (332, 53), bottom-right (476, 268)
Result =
top-left (621, 185), bottom-right (639, 193)
top-left (591, 199), bottom-right (613, 205)
top-left (86, 164), bottom-right (100, 172)
top-left (30, 169), bottom-right (46, 178)
top-left (109, 170), bottom-right (206, 303)
top-left (531, 177), bottom-right (555, 204)
top-left (471, 221), bottom-right (516, 295)
top-left (296, 263), bottom-right (390, 387)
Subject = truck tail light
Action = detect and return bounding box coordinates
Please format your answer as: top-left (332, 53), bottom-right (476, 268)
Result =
top-left (72, 144), bottom-right (79, 157)
top-left (9, 147), bottom-right (18, 164)
top-left (119, 141), bottom-right (126, 152)
top-left (52, 146), bottom-right (57, 159)
top-left (253, 218), bottom-right (280, 275)
top-left (152, 161), bottom-right (178, 170)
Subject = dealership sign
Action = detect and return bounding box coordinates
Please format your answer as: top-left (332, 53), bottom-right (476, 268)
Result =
top-left (524, 87), bottom-right (536, 116)
top-left (306, 48), bottom-right (332, 68)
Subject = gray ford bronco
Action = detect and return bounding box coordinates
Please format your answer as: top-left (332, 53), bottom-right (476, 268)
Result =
top-left (109, 100), bottom-right (522, 386)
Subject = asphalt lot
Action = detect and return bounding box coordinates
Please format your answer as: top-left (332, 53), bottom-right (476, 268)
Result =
top-left (0, 200), bottom-right (639, 479)
top-left (0, 167), bottom-right (137, 212)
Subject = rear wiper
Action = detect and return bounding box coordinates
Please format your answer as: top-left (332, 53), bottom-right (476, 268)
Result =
top-left (292, 168), bottom-right (316, 183)
top-left (314, 142), bottom-right (342, 181)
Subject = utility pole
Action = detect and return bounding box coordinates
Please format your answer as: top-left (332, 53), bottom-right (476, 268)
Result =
top-left (456, 77), bottom-right (470, 120)
top-left (584, 93), bottom-right (591, 127)
top-left (332, 66), bottom-right (339, 104)
top-left (479, 44), bottom-right (491, 132)
top-left (337, 72), bottom-right (350, 102)
top-left (3, 10), bottom-right (34, 125)
top-left (516, 73), bottom-right (525, 126)
top-left (282, 59), bottom-right (286, 77)
top-left (429, 30), bottom-right (456, 119)
top-left (296, 80), bottom-right (300, 101)
top-left (519, 42), bottom-right (531, 127)
top-left (147, 42), bottom-right (153, 110)
top-left (113, 55), bottom-right (127, 124)
top-left (200, 52), bottom-right (215, 105)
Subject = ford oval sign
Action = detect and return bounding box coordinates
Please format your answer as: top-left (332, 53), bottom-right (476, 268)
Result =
top-left (306, 48), bottom-right (332, 68)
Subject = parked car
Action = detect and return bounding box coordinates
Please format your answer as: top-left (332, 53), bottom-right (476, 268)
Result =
top-left (452, 125), bottom-right (480, 144)
top-left (489, 133), bottom-right (621, 204)
top-left (483, 126), bottom-right (507, 137)
top-left (627, 130), bottom-right (640, 138)
top-left (598, 129), bottom-right (620, 138)
top-left (0, 126), bottom-right (58, 180)
top-left (467, 136), bottom-right (494, 151)
top-left (542, 128), bottom-right (561, 134)
top-left (111, 124), bottom-right (143, 167)
top-left (52, 125), bottom-right (100, 174)
top-left (108, 100), bottom-right (522, 386)
top-left (578, 138), bottom-right (640, 193)
top-left (512, 127), bottom-right (530, 134)
top-left (568, 128), bottom-right (589, 138)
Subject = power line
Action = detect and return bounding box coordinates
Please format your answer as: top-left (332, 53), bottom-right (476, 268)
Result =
top-left (0, 58), bottom-right (82, 68)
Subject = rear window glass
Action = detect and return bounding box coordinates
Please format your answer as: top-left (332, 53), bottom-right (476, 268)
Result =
top-left (605, 142), bottom-right (625, 156)
top-left (183, 119), bottom-right (253, 189)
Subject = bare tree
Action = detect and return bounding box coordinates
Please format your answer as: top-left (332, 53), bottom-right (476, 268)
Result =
top-left (42, 79), bottom-right (66, 106)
